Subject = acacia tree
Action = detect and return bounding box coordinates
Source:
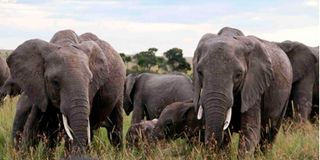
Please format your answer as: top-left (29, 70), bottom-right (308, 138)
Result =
top-left (163, 48), bottom-right (191, 73)
top-left (133, 48), bottom-right (158, 71)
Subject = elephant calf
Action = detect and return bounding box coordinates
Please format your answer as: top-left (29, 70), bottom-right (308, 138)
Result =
top-left (126, 119), bottom-right (158, 147)
top-left (126, 100), bottom-right (203, 147)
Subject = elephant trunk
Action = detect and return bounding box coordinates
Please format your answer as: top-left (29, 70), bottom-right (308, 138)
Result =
top-left (63, 97), bottom-right (90, 152)
top-left (203, 91), bottom-right (232, 147)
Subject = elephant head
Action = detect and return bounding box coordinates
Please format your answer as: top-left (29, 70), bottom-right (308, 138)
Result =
top-left (7, 30), bottom-right (109, 151)
top-left (123, 73), bottom-right (139, 115)
top-left (193, 28), bottom-right (273, 146)
top-left (126, 119), bottom-right (158, 147)
top-left (152, 100), bottom-right (201, 140)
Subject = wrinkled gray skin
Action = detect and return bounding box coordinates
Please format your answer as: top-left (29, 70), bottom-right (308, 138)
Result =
top-left (152, 100), bottom-right (203, 141)
top-left (125, 119), bottom-right (158, 147)
top-left (193, 27), bottom-right (292, 155)
top-left (276, 41), bottom-right (319, 122)
top-left (6, 29), bottom-right (125, 152)
top-left (124, 73), bottom-right (193, 124)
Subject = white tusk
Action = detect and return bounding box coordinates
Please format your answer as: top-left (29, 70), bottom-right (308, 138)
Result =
top-left (197, 105), bottom-right (203, 120)
top-left (87, 120), bottom-right (91, 144)
top-left (197, 88), bottom-right (203, 120)
top-left (3, 95), bottom-right (9, 101)
top-left (62, 115), bottom-right (74, 141)
top-left (223, 108), bottom-right (232, 130)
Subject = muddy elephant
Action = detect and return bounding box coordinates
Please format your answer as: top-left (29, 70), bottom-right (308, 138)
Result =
top-left (124, 72), bottom-right (193, 124)
top-left (5, 29), bottom-right (125, 152)
top-left (193, 27), bottom-right (292, 155)
top-left (276, 41), bottom-right (319, 122)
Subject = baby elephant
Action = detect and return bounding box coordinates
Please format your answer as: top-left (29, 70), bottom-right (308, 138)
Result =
top-left (126, 119), bottom-right (158, 147)
top-left (152, 101), bottom-right (203, 142)
top-left (126, 101), bottom-right (203, 147)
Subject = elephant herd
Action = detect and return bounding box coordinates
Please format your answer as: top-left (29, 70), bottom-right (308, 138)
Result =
top-left (0, 27), bottom-right (318, 158)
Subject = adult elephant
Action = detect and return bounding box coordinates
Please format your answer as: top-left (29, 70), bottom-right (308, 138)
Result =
top-left (124, 72), bottom-right (193, 124)
top-left (276, 41), bottom-right (319, 122)
top-left (193, 27), bottom-right (292, 155)
top-left (6, 29), bottom-right (125, 152)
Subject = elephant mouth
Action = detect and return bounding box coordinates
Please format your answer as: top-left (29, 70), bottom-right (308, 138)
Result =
top-left (62, 114), bottom-right (91, 144)
top-left (196, 88), bottom-right (232, 130)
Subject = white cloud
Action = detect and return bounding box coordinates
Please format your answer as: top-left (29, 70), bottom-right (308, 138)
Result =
top-left (0, 1), bottom-right (318, 57)
top-left (304, 0), bottom-right (319, 7)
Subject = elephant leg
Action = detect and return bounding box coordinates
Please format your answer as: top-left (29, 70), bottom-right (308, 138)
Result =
top-left (22, 106), bottom-right (43, 148)
top-left (12, 94), bottom-right (32, 149)
top-left (106, 100), bottom-right (123, 149)
top-left (238, 104), bottom-right (261, 157)
top-left (260, 84), bottom-right (290, 152)
top-left (131, 100), bottom-right (144, 124)
top-left (291, 73), bottom-right (315, 122)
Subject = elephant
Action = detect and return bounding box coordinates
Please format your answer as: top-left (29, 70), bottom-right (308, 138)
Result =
top-left (276, 41), bottom-right (319, 122)
top-left (5, 29), bottom-right (126, 152)
top-left (126, 100), bottom-right (203, 147)
top-left (0, 56), bottom-right (10, 102)
top-left (125, 119), bottom-right (158, 148)
top-left (193, 27), bottom-right (292, 155)
top-left (152, 100), bottom-right (203, 142)
top-left (124, 72), bottom-right (193, 124)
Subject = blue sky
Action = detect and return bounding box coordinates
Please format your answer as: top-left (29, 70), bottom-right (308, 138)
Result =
top-left (0, 0), bottom-right (318, 56)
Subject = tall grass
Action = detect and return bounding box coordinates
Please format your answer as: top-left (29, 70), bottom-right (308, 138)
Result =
top-left (0, 98), bottom-right (318, 160)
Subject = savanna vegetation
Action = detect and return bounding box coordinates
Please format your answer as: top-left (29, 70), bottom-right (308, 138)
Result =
top-left (0, 97), bottom-right (318, 160)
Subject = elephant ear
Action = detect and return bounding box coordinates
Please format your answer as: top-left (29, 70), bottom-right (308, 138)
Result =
top-left (240, 37), bottom-right (273, 113)
top-left (76, 41), bottom-right (109, 99)
top-left (180, 103), bottom-right (195, 121)
top-left (193, 33), bottom-right (216, 115)
top-left (125, 74), bottom-right (139, 104)
top-left (7, 39), bottom-right (57, 112)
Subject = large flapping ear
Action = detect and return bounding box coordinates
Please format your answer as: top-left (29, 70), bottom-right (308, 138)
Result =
top-left (76, 40), bottom-right (109, 99)
top-left (277, 41), bottom-right (317, 82)
top-left (180, 102), bottom-right (195, 120)
top-left (193, 33), bottom-right (216, 116)
top-left (239, 36), bottom-right (274, 113)
top-left (7, 39), bottom-right (58, 112)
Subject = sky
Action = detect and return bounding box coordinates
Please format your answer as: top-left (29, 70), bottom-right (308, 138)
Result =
top-left (0, 0), bottom-right (318, 57)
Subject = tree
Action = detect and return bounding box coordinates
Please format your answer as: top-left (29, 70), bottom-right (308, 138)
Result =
top-left (163, 48), bottom-right (191, 73)
top-left (156, 56), bottom-right (167, 72)
top-left (133, 48), bottom-right (158, 71)
top-left (119, 53), bottom-right (132, 69)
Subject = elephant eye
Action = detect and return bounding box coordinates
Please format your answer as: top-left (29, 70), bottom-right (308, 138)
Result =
top-left (234, 71), bottom-right (242, 81)
top-left (51, 79), bottom-right (60, 88)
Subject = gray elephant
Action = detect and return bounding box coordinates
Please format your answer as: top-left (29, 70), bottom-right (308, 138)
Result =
top-left (276, 41), bottom-right (319, 122)
top-left (193, 27), bottom-right (292, 155)
top-left (152, 100), bottom-right (203, 142)
top-left (0, 56), bottom-right (10, 102)
top-left (125, 119), bottom-right (158, 148)
top-left (126, 100), bottom-right (203, 147)
top-left (5, 29), bottom-right (125, 152)
top-left (124, 72), bottom-right (193, 124)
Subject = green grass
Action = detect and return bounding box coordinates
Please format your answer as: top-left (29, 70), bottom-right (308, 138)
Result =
top-left (0, 98), bottom-right (318, 160)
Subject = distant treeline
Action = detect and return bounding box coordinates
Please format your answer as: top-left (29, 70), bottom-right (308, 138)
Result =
top-left (120, 47), bottom-right (191, 75)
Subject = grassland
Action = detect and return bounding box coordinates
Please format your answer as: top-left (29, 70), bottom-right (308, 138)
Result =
top-left (0, 97), bottom-right (318, 160)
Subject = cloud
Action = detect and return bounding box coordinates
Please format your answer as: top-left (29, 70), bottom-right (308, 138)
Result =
top-left (304, 0), bottom-right (319, 7)
top-left (0, 1), bottom-right (318, 57)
